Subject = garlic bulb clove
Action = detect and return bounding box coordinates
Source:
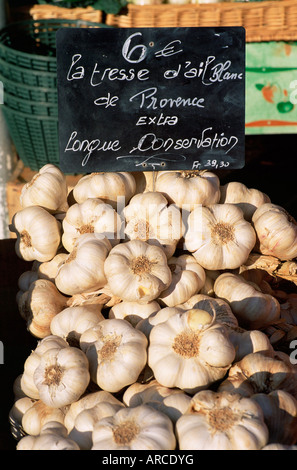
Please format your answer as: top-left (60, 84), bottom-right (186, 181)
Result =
top-left (10, 206), bottom-right (62, 262)
top-left (123, 191), bottom-right (185, 259)
top-left (16, 421), bottom-right (80, 450)
top-left (123, 379), bottom-right (192, 423)
top-left (19, 336), bottom-right (69, 400)
top-left (80, 319), bottom-right (148, 393)
top-left (64, 390), bottom-right (124, 434)
top-left (219, 181), bottom-right (271, 221)
top-left (16, 270), bottom-right (39, 304)
top-left (158, 255), bottom-right (206, 307)
top-left (178, 293), bottom-right (238, 329)
top-left (37, 253), bottom-right (68, 282)
top-left (72, 171), bottom-right (136, 209)
top-left (155, 170), bottom-right (221, 211)
top-left (62, 198), bottom-right (123, 252)
top-left (20, 164), bottom-right (69, 213)
top-left (55, 233), bottom-right (111, 296)
top-left (68, 400), bottom-right (124, 450)
top-left (108, 300), bottom-right (161, 327)
top-left (91, 405), bottom-right (176, 450)
top-left (252, 203), bottom-right (297, 260)
top-left (9, 397), bottom-right (36, 440)
top-left (176, 389), bottom-right (269, 450)
top-left (21, 400), bottom-right (67, 436)
top-left (33, 346), bottom-right (90, 408)
top-left (253, 390), bottom-right (297, 445)
top-left (17, 279), bottom-right (68, 338)
top-left (218, 351), bottom-right (297, 401)
top-left (136, 306), bottom-right (183, 338)
top-left (214, 272), bottom-right (281, 330)
top-left (50, 304), bottom-right (105, 346)
top-left (148, 310), bottom-right (235, 394)
top-left (184, 203), bottom-right (256, 271)
top-left (104, 240), bottom-right (172, 304)
top-left (227, 327), bottom-right (274, 362)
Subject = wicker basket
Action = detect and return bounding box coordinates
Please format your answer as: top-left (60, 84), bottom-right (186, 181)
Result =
top-left (30, 4), bottom-right (103, 22)
top-left (105, 1), bottom-right (297, 42)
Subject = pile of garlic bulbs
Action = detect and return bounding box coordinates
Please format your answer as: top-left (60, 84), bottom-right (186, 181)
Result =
top-left (8, 164), bottom-right (297, 450)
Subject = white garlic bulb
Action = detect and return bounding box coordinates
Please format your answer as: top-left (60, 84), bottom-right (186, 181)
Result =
top-left (219, 181), bottom-right (270, 221)
top-left (155, 170), bottom-right (221, 211)
top-left (66, 391), bottom-right (125, 450)
top-left (72, 171), bottom-right (136, 209)
top-left (55, 233), bottom-right (111, 296)
top-left (123, 191), bottom-right (185, 258)
top-left (158, 254), bottom-right (206, 307)
top-left (20, 164), bottom-right (69, 213)
top-left (176, 390), bottom-right (268, 450)
top-left (17, 421), bottom-right (80, 450)
top-left (50, 304), bottom-right (105, 346)
top-left (92, 405), bottom-right (176, 450)
top-left (33, 344), bottom-right (90, 408)
top-left (17, 279), bottom-right (68, 338)
top-left (214, 272), bottom-right (280, 329)
top-left (123, 379), bottom-right (192, 423)
top-left (62, 198), bottom-right (122, 252)
top-left (108, 300), bottom-right (161, 327)
top-left (148, 308), bottom-right (235, 394)
top-left (252, 203), bottom-right (297, 260)
top-left (184, 203), bottom-right (256, 270)
top-left (104, 240), bottom-right (172, 304)
top-left (80, 318), bottom-right (148, 393)
top-left (10, 206), bottom-right (62, 262)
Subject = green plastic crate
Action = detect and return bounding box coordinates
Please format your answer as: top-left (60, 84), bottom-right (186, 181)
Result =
top-left (0, 73), bottom-right (57, 103)
top-left (4, 91), bottom-right (58, 116)
top-left (0, 57), bottom-right (57, 87)
top-left (36, 1), bottom-right (95, 7)
top-left (0, 18), bottom-right (107, 72)
top-left (1, 104), bottom-right (59, 170)
top-left (0, 19), bottom-right (111, 171)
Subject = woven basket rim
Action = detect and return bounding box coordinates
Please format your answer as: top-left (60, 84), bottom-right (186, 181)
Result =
top-left (115, 0), bottom-right (297, 10)
top-left (105, 0), bottom-right (297, 42)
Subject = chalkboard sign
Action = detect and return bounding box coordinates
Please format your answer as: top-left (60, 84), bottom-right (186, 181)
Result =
top-left (56, 27), bottom-right (246, 173)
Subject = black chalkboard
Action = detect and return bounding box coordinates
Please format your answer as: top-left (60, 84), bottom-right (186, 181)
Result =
top-left (56, 27), bottom-right (246, 173)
